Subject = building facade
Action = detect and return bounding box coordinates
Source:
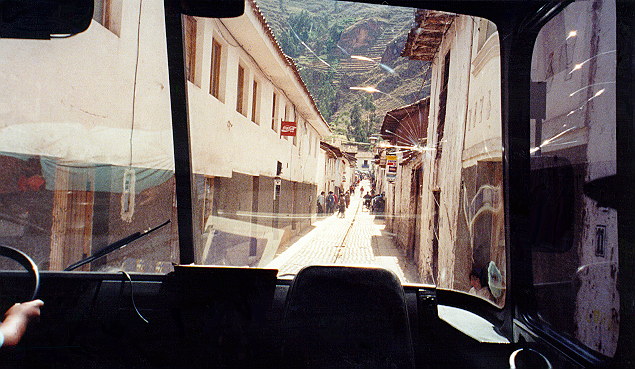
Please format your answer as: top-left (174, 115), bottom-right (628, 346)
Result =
top-left (382, 11), bottom-right (505, 299)
top-left (182, 1), bottom-right (331, 266)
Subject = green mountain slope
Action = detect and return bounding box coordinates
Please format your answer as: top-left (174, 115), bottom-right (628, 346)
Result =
top-left (256, 0), bottom-right (429, 142)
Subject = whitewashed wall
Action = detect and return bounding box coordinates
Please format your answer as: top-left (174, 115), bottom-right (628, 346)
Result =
top-left (0, 0), bottom-right (173, 170)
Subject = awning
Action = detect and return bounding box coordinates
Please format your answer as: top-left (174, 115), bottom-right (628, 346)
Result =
top-left (0, 122), bottom-right (174, 170)
top-left (0, 122), bottom-right (175, 193)
top-left (380, 98), bottom-right (430, 145)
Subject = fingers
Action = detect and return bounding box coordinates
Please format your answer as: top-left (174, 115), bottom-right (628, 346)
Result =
top-left (26, 299), bottom-right (44, 307)
top-left (18, 299), bottom-right (44, 307)
top-left (10, 299), bottom-right (44, 318)
top-left (25, 300), bottom-right (43, 317)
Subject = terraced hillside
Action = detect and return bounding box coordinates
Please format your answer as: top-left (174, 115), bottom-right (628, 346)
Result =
top-left (256, 0), bottom-right (430, 142)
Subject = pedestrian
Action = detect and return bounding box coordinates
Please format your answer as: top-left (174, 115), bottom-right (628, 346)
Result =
top-left (371, 192), bottom-right (385, 214)
top-left (468, 267), bottom-right (495, 303)
top-left (317, 191), bottom-right (326, 215)
top-left (360, 186), bottom-right (364, 197)
top-left (363, 192), bottom-right (372, 211)
top-left (345, 191), bottom-right (351, 208)
top-left (326, 191), bottom-right (335, 214)
top-left (337, 196), bottom-right (346, 218)
top-left (333, 192), bottom-right (339, 212)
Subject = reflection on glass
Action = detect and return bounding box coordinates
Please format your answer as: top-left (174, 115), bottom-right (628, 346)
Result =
top-left (530, 0), bottom-right (618, 357)
top-left (0, 0), bottom-right (177, 272)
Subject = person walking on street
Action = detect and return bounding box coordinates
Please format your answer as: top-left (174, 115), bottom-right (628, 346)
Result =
top-left (363, 192), bottom-right (373, 211)
top-left (317, 191), bottom-right (326, 215)
top-left (326, 191), bottom-right (335, 214)
top-left (337, 196), bottom-right (346, 218)
top-left (333, 192), bottom-right (339, 212)
top-left (345, 191), bottom-right (351, 208)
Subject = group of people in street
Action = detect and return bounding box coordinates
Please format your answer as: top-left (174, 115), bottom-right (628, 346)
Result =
top-left (316, 178), bottom-right (386, 219)
top-left (362, 191), bottom-right (385, 215)
top-left (317, 190), bottom-right (351, 218)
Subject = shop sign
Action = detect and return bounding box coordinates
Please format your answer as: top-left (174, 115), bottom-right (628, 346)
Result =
top-left (280, 121), bottom-right (297, 136)
top-left (386, 154), bottom-right (398, 182)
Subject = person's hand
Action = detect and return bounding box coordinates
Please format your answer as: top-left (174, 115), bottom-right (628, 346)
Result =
top-left (0, 299), bottom-right (44, 347)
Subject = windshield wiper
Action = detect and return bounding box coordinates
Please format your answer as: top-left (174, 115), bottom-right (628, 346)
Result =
top-left (64, 220), bottom-right (170, 271)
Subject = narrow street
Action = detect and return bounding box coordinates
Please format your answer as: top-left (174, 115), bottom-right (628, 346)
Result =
top-left (265, 181), bottom-right (419, 284)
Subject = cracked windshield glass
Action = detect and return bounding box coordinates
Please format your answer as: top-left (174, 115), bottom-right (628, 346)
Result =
top-left (0, 0), bottom-right (505, 305)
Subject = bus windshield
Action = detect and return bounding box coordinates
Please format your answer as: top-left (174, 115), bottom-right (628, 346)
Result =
top-left (0, 0), bottom-right (505, 305)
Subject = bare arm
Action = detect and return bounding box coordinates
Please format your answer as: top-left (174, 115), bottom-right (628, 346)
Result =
top-left (0, 299), bottom-right (43, 347)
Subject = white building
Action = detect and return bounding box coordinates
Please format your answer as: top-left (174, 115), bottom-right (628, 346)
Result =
top-left (355, 150), bottom-right (374, 174)
top-left (181, 0), bottom-right (331, 266)
top-left (398, 11), bottom-right (505, 296)
top-left (0, 0), bottom-right (177, 271)
top-left (318, 141), bottom-right (354, 197)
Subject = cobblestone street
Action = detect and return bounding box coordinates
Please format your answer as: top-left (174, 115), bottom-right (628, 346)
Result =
top-left (265, 184), bottom-right (420, 284)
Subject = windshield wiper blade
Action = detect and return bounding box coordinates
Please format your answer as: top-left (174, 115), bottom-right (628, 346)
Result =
top-left (64, 220), bottom-right (171, 271)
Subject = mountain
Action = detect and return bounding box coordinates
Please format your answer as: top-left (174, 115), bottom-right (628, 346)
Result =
top-left (255, 0), bottom-right (429, 143)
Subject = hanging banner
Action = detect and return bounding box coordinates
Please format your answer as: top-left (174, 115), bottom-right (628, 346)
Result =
top-left (280, 121), bottom-right (297, 136)
top-left (386, 154), bottom-right (398, 182)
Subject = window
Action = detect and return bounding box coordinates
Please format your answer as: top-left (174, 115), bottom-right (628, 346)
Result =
top-left (271, 92), bottom-right (278, 131)
top-left (0, 4), bottom-right (178, 273)
top-left (185, 16), bottom-right (199, 86)
top-left (530, 0), bottom-right (618, 357)
top-left (177, 1), bottom-right (504, 292)
top-left (93, 0), bottom-right (122, 36)
top-left (251, 80), bottom-right (259, 124)
top-left (236, 64), bottom-right (247, 116)
top-left (210, 39), bottom-right (222, 99)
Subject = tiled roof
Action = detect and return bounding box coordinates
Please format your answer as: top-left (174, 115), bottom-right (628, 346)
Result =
top-left (320, 141), bottom-right (342, 158)
top-left (401, 10), bottom-right (455, 61)
top-left (249, 0), bottom-right (328, 130)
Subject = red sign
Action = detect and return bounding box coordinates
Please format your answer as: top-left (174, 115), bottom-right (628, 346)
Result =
top-left (280, 121), bottom-right (297, 136)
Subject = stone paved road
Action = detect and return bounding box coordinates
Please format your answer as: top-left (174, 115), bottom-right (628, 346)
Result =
top-left (265, 182), bottom-right (420, 284)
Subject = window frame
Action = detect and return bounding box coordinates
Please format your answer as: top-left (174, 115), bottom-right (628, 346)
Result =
top-left (210, 38), bottom-right (223, 100)
top-left (251, 78), bottom-right (260, 124)
top-left (271, 91), bottom-right (279, 132)
top-left (236, 63), bottom-right (247, 116)
top-left (184, 15), bottom-right (201, 86)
